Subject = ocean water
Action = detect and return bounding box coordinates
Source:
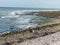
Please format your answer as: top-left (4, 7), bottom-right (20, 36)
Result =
top-left (0, 7), bottom-right (56, 33)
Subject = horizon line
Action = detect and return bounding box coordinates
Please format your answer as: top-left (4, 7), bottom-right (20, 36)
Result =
top-left (0, 7), bottom-right (60, 9)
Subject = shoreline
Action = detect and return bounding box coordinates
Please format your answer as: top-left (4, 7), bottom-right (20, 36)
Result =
top-left (1, 11), bottom-right (60, 45)
top-left (1, 22), bottom-right (60, 45)
top-left (0, 18), bottom-right (59, 36)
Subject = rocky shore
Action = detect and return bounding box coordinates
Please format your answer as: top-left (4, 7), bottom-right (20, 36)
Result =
top-left (0, 11), bottom-right (60, 45)
top-left (33, 11), bottom-right (60, 18)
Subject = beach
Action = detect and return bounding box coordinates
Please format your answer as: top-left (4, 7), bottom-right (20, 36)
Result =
top-left (0, 11), bottom-right (60, 45)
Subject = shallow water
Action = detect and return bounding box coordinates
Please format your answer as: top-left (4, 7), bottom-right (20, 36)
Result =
top-left (0, 7), bottom-right (55, 33)
top-left (0, 14), bottom-right (54, 33)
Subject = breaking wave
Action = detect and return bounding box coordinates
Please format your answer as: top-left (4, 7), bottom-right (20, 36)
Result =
top-left (0, 10), bottom-right (40, 19)
top-left (9, 10), bottom-right (40, 15)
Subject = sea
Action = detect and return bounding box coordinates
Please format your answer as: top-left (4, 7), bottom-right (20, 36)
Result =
top-left (0, 7), bottom-right (59, 33)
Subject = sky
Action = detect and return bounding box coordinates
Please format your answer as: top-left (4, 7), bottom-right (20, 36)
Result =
top-left (0, 0), bottom-right (60, 8)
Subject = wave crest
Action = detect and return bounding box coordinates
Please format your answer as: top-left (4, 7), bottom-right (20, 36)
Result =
top-left (9, 10), bottom-right (40, 15)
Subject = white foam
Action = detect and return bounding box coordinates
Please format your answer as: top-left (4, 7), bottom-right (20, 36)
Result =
top-left (1, 16), bottom-right (5, 18)
top-left (0, 31), bottom-right (10, 35)
top-left (1, 15), bottom-right (19, 19)
top-left (9, 10), bottom-right (40, 15)
top-left (24, 24), bottom-right (38, 29)
top-left (9, 10), bottom-right (60, 16)
top-left (15, 18), bottom-right (31, 24)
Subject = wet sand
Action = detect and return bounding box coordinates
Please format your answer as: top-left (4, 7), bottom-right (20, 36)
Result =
top-left (0, 11), bottom-right (60, 45)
